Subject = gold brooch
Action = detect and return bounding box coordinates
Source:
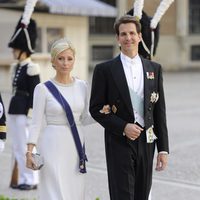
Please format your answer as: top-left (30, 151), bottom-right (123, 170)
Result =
top-left (150, 92), bottom-right (159, 103)
top-left (99, 105), bottom-right (111, 114)
top-left (112, 105), bottom-right (117, 114)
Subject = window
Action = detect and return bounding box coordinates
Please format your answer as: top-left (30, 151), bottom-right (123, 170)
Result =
top-left (89, 17), bottom-right (115, 34)
top-left (92, 45), bottom-right (114, 61)
top-left (189, 0), bottom-right (200, 34)
top-left (191, 45), bottom-right (200, 61)
top-left (89, 0), bottom-right (116, 34)
top-left (35, 27), bottom-right (64, 53)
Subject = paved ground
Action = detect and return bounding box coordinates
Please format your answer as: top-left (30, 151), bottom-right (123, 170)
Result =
top-left (0, 71), bottom-right (200, 200)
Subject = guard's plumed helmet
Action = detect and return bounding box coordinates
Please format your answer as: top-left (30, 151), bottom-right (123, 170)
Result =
top-left (128, 0), bottom-right (174, 60)
top-left (8, 18), bottom-right (37, 54)
top-left (127, 9), bottom-right (159, 60)
top-left (8, 0), bottom-right (38, 54)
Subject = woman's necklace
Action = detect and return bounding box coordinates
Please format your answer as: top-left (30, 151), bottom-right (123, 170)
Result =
top-left (54, 76), bottom-right (74, 85)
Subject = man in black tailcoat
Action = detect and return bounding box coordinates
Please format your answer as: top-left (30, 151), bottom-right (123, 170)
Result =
top-left (89, 15), bottom-right (169, 200)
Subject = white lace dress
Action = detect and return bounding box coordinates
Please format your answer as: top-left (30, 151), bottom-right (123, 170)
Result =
top-left (28, 78), bottom-right (93, 200)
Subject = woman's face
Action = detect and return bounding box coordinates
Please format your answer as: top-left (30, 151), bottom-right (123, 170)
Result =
top-left (52, 49), bottom-right (75, 75)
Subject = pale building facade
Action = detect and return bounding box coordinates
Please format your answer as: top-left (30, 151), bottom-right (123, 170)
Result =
top-left (0, 8), bottom-right (89, 90)
top-left (0, 0), bottom-right (116, 91)
top-left (90, 0), bottom-right (200, 70)
top-left (0, 0), bottom-right (200, 92)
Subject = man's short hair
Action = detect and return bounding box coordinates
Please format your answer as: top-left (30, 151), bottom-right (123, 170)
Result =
top-left (114, 15), bottom-right (142, 35)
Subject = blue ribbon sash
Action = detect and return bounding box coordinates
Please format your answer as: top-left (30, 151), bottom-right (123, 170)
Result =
top-left (44, 81), bottom-right (87, 173)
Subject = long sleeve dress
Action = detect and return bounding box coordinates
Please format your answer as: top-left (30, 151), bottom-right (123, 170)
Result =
top-left (28, 78), bottom-right (93, 200)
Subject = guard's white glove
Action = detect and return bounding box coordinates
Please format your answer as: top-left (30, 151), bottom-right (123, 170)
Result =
top-left (0, 140), bottom-right (5, 152)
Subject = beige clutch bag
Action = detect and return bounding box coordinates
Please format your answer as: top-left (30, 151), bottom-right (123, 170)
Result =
top-left (32, 153), bottom-right (44, 170)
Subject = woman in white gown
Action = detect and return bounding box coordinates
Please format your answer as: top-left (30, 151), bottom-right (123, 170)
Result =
top-left (26, 38), bottom-right (93, 200)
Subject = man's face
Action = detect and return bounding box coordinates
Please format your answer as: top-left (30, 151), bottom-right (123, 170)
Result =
top-left (117, 23), bottom-right (141, 56)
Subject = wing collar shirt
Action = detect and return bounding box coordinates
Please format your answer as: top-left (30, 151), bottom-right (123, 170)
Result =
top-left (120, 52), bottom-right (144, 127)
top-left (121, 53), bottom-right (168, 154)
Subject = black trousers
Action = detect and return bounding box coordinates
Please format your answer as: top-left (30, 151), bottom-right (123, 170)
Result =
top-left (105, 130), bottom-right (155, 200)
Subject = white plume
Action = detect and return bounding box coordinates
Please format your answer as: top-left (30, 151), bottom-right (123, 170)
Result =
top-left (150, 0), bottom-right (174, 29)
top-left (21, 0), bottom-right (38, 26)
top-left (133, 0), bottom-right (144, 19)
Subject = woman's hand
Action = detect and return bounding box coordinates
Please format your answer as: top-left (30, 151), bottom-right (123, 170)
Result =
top-left (26, 143), bottom-right (36, 170)
top-left (26, 152), bottom-right (37, 170)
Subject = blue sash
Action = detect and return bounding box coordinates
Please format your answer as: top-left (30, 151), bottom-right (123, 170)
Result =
top-left (44, 81), bottom-right (87, 173)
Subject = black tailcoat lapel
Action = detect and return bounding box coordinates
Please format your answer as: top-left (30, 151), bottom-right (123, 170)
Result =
top-left (141, 57), bottom-right (150, 117)
top-left (109, 56), bottom-right (153, 120)
top-left (109, 56), bottom-right (134, 116)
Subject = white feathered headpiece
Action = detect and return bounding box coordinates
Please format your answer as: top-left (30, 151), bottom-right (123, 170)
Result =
top-left (21, 0), bottom-right (38, 26)
top-left (133, 0), bottom-right (174, 58)
top-left (8, 0), bottom-right (38, 53)
top-left (150, 0), bottom-right (175, 29)
top-left (133, 0), bottom-right (174, 27)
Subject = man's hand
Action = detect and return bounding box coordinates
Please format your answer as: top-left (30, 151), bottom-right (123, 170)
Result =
top-left (155, 153), bottom-right (168, 171)
top-left (124, 123), bottom-right (143, 140)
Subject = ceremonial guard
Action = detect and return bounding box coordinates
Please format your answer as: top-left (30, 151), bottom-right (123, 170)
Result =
top-left (0, 93), bottom-right (6, 153)
top-left (128, 0), bottom-right (174, 60)
top-left (7, 10), bottom-right (40, 190)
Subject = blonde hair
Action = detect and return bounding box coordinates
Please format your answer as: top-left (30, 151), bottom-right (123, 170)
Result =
top-left (50, 38), bottom-right (75, 62)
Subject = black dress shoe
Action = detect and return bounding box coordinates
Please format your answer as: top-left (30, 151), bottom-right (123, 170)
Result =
top-left (10, 184), bottom-right (19, 189)
top-left (18, 184), bottom-right (37, 190)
